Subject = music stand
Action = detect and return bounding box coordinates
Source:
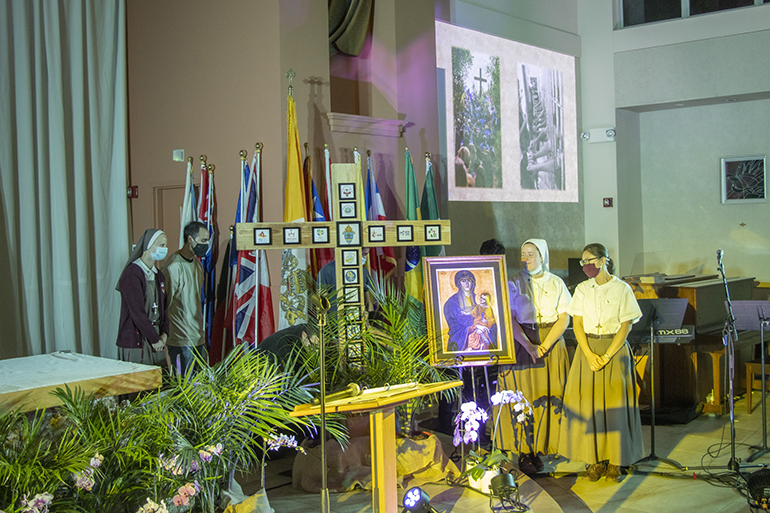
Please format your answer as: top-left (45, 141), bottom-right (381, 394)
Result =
top-left (632, 298), bottom-right (689, 470)
top-left (731, 300), bottom-right (770, 462)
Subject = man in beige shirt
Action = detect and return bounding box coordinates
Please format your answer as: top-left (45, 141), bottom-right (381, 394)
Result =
top-left (161, 221), bottom-right (209, 374)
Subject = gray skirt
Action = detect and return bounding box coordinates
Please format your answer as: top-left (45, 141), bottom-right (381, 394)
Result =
top-left (557, 337), bottom-right (644, 466)
top-left (493, 325), bottom-right (570, 456)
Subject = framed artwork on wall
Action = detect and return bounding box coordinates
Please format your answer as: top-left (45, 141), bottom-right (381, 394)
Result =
top-left (423, 255), bottom-right (515, 367)
top-left (721, 156), bottom-right (766, 204)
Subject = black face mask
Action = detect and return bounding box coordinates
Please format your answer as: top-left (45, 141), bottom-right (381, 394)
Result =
top-left (192, 240), bottom-right (208, 257)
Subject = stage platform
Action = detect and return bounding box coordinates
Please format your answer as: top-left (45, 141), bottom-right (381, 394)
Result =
top-left (0, 352), bottom-right (162, 412)
top-left (246, 393), bottom-right (768, 512)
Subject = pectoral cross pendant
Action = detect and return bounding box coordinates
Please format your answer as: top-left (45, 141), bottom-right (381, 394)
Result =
top-left (537, 311), bottom-right (543, 324)
top-left (596, 322), bottom-right (602, 329)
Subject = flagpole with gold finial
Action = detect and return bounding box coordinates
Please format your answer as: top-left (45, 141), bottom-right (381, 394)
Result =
top-left (286, 68), bottom-right (295, 97)
top-left (255, 142), bottom-right (263, 223)
top-left (324, 143), bottom-right (332, 221)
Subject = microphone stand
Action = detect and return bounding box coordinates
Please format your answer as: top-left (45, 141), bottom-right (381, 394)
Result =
top-left (718, 253), bottom-right (741, 472)
top-left (683, 253), bottom-right (764, 474)
top-left (315, 296), bottom-right (331, 513)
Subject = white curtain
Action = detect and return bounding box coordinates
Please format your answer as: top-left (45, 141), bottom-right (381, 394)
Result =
top-left (0, 0), bottom-right (129, 359)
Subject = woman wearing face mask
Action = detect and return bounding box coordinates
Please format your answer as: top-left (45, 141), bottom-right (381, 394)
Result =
top-left (495, 239), bottom-right (571, 476)
top-left (558, 243), bottom-right (643, 483)
top-left (115, 229), bottom-right (169, 364)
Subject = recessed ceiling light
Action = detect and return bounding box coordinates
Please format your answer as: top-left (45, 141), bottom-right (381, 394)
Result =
top-left (725, 98), bottom-right (737, 102)
top-left (674, 103), bottom-right (684, 107)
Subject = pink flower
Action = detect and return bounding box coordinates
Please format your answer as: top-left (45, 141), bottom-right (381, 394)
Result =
top-left (172, 495), bottom-right (185, 506)
top-left (198, 449), bottom-right (212, 462)
top-left (178, 483), bottom-right (196, 497)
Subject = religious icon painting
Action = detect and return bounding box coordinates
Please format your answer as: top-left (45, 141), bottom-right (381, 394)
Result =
top-left (423, 255), bottom-right (515, 366)
top-left (312, 226), bottom-right (330, 244)
top-left (343, 268), bottom-right (359, 285)
top-left (344, 286), bottom-right (361, 304)
top-left (397, 225), bottom-right (413, 242)
top-left (341, 249), bottom-right (359, 266)
top-left (283, 227), bottom-right (301, 245)
top-left (368, 225), bottom-right (385, 243)
top-left (425, 224), bottom-right (442, 242)
top-left (339, 201), bottom-right (357, 219)
top-left (254, 227), bottom-right (272, 246)
top-left (337, 221), bottom-right (361, 247)
top-left (339, 183), bottom-right (356, 201)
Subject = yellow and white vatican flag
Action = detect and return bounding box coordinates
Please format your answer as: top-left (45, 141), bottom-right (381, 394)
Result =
top-left (278, 94), bottom-right (309, 329)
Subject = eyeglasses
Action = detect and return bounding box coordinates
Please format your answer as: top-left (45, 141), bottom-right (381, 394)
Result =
top-left (579, 257), bottom-right (601, 266)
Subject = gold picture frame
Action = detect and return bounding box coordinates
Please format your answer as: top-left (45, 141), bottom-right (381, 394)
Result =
top-left (423, 255), bottom-right (515, 366)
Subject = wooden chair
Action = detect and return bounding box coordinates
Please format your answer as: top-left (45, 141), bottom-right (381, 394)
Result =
top-left (746, 359), bottom-right (770, 413)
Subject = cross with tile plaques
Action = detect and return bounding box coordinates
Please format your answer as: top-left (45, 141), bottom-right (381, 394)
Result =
top-left (235, 161), bottom-right (451, 347)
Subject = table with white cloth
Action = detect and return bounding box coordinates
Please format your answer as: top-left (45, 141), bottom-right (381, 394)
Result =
top-left (0, 352), bottom-right (162, 412)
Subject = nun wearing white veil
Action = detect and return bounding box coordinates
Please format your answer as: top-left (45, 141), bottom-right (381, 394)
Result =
top-left (494, 238), bottom-right (571, 475)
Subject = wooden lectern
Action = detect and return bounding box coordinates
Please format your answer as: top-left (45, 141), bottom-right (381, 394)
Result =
top-left (290, 380), bottom-right (462, 513)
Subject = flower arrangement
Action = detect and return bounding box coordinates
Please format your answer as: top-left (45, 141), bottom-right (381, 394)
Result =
top-left (0, 345), bottom-right (348, 513)
top-left (260, 433), bottom-right (306, 489)
top-left (453, 389), bottom-right (533, 482)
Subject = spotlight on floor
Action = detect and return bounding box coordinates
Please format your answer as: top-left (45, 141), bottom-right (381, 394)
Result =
top-left (747, 469), bottom-right (770, 510)
top-left (402, 486), bottom-right (437, 513)
top-left (490, 472), bottom-right (528, 511)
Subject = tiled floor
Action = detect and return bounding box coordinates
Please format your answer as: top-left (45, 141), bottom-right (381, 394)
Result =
top-left (243, 392), bottom-right (770, 512)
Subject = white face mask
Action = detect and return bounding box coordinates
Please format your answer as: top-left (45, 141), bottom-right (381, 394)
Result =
top-left (151, 247), bottom-right (168, 261)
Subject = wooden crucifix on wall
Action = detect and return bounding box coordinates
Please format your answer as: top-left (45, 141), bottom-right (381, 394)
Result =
top-left (235, 162), bottom-right (451, 345)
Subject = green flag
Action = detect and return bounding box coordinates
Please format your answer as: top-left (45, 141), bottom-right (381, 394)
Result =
top-left (404, 149), bottom-right (423, 304)
top-left (420, 156), bottom-right (442, 257)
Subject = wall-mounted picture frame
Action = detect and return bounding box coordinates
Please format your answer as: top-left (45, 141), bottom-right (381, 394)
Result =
top-left (423, 255), bottom-right (515, 367)
top-left (721, 155), bottom-right (766, 204)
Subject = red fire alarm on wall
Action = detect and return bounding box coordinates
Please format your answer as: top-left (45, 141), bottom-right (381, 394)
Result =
top-left (603, 197), bottom-right (613, 208)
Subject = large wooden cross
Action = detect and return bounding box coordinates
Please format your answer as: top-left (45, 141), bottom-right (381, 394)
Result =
top-left (235, 161), bottom-right (451, 343)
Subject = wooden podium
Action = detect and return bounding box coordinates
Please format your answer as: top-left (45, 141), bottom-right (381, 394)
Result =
top-left (290, 380), bottom-right (462, 513)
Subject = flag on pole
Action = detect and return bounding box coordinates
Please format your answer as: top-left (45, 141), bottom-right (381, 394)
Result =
top-left (420, 155), bottom-right (444, 257)
top-left (323, 146), bottom-right (333, 221)
top-left (231, 157), bottom-right (258, 345)
top-left (364, 154), bottom-right (397, 284)
top-left (197, 159), bottom-right (218, 350)
top-left (279, 94), bottom-right (310, 329)
top-left (252, 149), bottom-right (275, 343)
top-left (303, 153), bottom-right (333, 277)
top-left (179, 158), bottom-right (197, 249)
top-left (404, 148), bottom-right (423, 305)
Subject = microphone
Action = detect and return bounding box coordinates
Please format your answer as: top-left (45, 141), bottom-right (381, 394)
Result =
top-left (311, 383), bottom-right (361, 405)
top-left (309, 291), bottom-right (331, 312)
top-left (717, 249), bottom-right (724, 266)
